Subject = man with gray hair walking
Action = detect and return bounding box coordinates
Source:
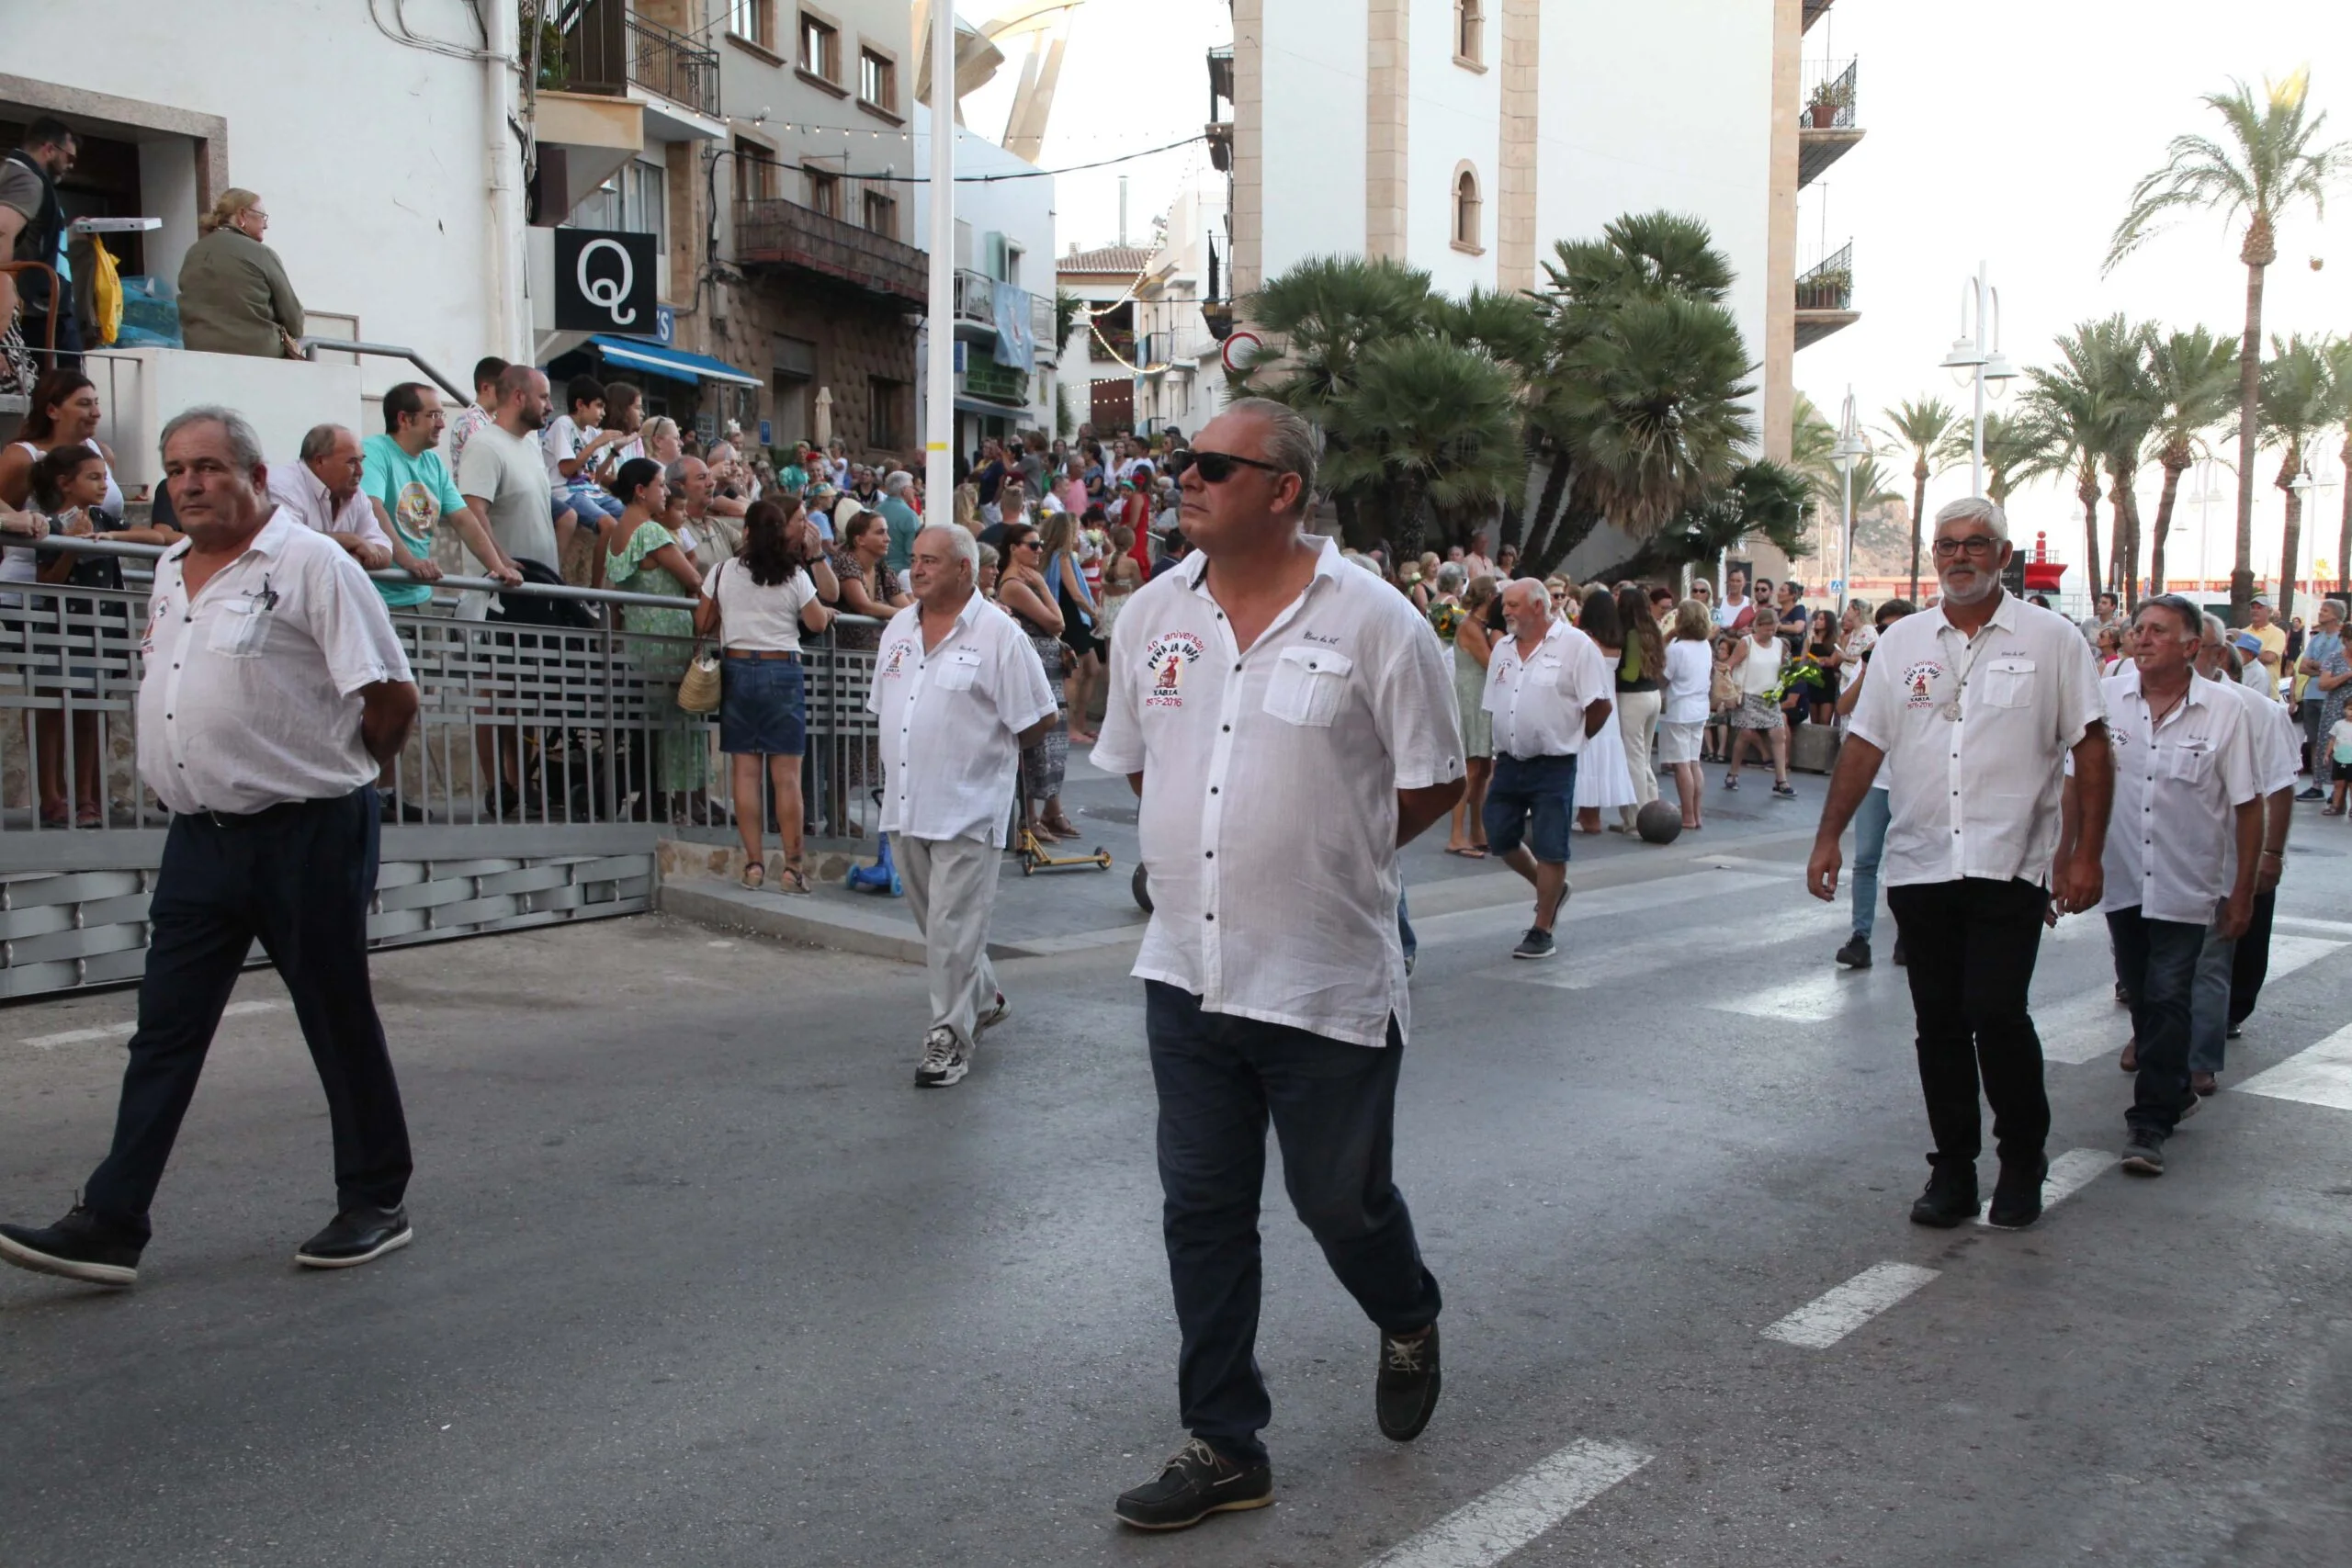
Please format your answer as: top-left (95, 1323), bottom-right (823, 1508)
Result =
top-left (1808, 496), bottom-right (2112, 1229)
top-left (0, 406), bottom-right (422, 1287)
top-left (1096, 398), bottom-right (1464, 1530)
top-left (867, 522), bottom-right (1057, 1088)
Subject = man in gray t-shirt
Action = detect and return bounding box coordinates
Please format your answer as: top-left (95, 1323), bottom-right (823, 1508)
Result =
top-left (457, 367), bottom-right (565, 573)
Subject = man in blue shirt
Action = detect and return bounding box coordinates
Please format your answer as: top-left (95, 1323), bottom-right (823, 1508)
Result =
top-left (877, 468), bottom-right (922, 579)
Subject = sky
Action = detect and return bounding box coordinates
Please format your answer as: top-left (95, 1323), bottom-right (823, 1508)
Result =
top-left (964, 0), bottom-right (2352, 592)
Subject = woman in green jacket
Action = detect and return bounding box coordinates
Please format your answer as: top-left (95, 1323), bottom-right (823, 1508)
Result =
top-left (176, 189), bottom-right (304, 357)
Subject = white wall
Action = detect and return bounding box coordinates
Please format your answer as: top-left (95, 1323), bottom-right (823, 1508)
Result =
top-left (1408, 2), bottom-right (1501, 299)
top-left (11, 0), bottom-right (506, 404)
top-left (87, 348), bottom-right (365, 494)
top-left (1536, 0), bottom-right (1775, 402)
top-left (1257, 0), bottom-right (1368, 285)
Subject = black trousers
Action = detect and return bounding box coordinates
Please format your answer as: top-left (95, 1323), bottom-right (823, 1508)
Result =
top-left (84, 789), bottom-right (410, 1240)
top-left (2228, 889), bottom-right (2278, 1028)
top-left (1885, 877), bottom-right (2052, 1170)
top-left (1146, 982), bottom-right (1442, 1465)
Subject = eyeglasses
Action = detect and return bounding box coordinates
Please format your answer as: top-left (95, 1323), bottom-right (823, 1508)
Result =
top-left (1170, 448), bottom-right (1283, 484)
top-left (1930, 536), bottom-right (2003, 558)
top-left (1013, 538), bottom-right (1042, 550)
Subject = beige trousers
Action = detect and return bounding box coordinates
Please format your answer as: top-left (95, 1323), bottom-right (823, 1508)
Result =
top-left (896, 832), bottom-right (1004, 1048)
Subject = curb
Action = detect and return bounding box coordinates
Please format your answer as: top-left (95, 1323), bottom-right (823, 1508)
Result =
top-left (655, 880), bottom-right (1148, 964)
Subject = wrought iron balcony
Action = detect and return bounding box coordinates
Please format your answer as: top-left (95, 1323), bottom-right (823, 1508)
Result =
top-left (553, 0), bottom-right (721, 118)
top-left (954, 268), bottom-right (997, 334)
top-left (1798, 58), bottom-right (1861, 186)
top-left (1794, 242), bottom-right (1858, 349)
top-left (734, 197), bottom-right (928, 304)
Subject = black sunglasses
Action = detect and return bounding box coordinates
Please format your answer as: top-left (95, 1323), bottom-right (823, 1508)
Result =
top-left (1170, 448), bottom-right (1283, 484)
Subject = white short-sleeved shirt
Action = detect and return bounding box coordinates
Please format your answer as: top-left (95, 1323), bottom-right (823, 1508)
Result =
top-left (1482, 618), bottom-right (1612, 760)
top-left (1091, 537), bottom-right (1465, 1048)
top-left (702, 558), bottom-right (818, 654)
top-left (138, 511), bottom-right (413, 816)
top-left (2096, 668), bottom-right (2260, 923)
top-left (541, 415), bottom-right (590, 486)
top-left (1849, 591), bottom-right (2106, 890)
top-left (1662, 637), bottom-right (1713, 725)
top-left (866, 592), bottom-right (1055, 846)
top-left (265, 460), bottom-right (391, 554)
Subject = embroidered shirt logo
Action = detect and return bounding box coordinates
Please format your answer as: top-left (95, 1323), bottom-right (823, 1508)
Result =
top-left (1902, 660), bottom-right (1943, 709)
top-left (881, 639), bottom-right (912, 677)
top-left (1144, 630), bottom-right (1205, 708)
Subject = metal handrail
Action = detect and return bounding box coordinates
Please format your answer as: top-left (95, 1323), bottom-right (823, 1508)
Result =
top-left (296, 338), bottom-right (468, 404)
top-left (12, 532), bottom-right (886, 620)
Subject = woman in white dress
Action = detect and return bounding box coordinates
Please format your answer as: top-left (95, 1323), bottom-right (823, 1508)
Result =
top-left (1572, 585), bottom-right (1638, 831)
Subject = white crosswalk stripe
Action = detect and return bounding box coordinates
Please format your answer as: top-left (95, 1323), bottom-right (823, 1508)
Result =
top-left (1362, 1438), bottom-right (1652, 1568)
top-left (17, 1000), bottom-right (283, 1050)
top-left (1761, 1262), bottom-right (1939, 1348)
top-left (2237, 1022), bottom-right (2352, 1111)
top-left (1485, 903), bottom-right (1849, 991)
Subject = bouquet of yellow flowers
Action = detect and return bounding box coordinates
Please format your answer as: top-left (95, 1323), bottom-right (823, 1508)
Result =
top-left (1428, 600), bottom-right (1465, 642)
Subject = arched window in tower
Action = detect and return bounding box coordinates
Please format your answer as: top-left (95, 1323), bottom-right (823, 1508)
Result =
top-left (1454, 0), bottom-right (1484, 65)
top-left (1453, 164), bottom-right (1483, 253)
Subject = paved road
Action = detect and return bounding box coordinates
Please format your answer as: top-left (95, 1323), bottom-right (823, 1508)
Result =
top-left (4, 789), bottom-right (2349, 1566)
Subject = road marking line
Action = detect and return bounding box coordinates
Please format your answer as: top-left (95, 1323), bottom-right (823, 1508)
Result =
top-left (2035, 936), bottom-right (2343, 1066)
top-left (1411, 868), bottom-right (1777, 944)
top-left (1710, 969), bottom-right (1873, 1021)
top-left (1362, 1438), bottom-right (1652, 1568)
top-left (1972, 1146), bottom-right (2116, 1226)
top-left (2236, 1022), bottom-right (2352, 1111)
top-left (2275, 915), bottom-right (2352, 940)
top-left (21, 999), bottom-right (281, 1050)
top-left (1760, 1261), bottom-right (1939, 1348)
top-left (1488, 903), bottom-right (1847, 990)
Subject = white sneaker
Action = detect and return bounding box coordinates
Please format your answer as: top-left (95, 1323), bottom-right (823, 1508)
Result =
top-left (913, 1026), bottom-right (971, 1088)
top-left (976, 990), bottom-right (1010, 1031)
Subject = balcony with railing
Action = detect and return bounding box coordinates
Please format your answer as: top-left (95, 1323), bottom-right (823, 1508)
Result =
top-left (1794, 242), bottom-right (1858, 348)
top-left (551, 0), bottom-right (721, 120)
top-left (733, 197), bottom-right (928, 304)
top-left (1798, 58), bottom-right (1861, 186)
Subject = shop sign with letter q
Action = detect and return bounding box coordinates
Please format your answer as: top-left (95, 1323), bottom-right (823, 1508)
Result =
top-left (554, 229), bottom-right (658, 334)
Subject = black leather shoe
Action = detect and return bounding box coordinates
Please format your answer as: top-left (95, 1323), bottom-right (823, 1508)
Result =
top-left (295, 1205), bottom-right (412, 1270)
top-left (1909, 1167), bottom-right (1978, 1228)
top-left (0, 1201), bottom-right (143, 1287)
top-left (1375, 1321), bottom-right (1442, 1440)
top-left (1891, 936), bottom-right (1907, 966)
top-left (1985, 1155), bottom-right (2049, 1229)
top-left (1114, 1438), bottom-right (1272, 1530)
top-left (1835, 934), bottom-right (1871, 969)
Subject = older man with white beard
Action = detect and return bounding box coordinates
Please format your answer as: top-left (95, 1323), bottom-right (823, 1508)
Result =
top-left (1808, 497), bottom-right (2111, 1231)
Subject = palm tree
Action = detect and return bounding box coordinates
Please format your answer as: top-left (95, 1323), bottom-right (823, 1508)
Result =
top-left (2259, 334), bottom-right (2335, 618)
top-left (1427, 287), bottom-right (1549, 549)
top-left (1940, 411), bottom-right (2040, 513)
top-left (1587, 461), bottom-right (1814, 583)
top-left (2107, 71), bottom-right (2352, 623)
top-left (2078, 317), bottom-right (2159, 605)
top-left (2324, 337), bottom-right (2352, 596)
top-left (2140, 325), bottom-right (2241, 594)
top-left (1318, 336), bottom-right (1524, 562)
top-left (1517, 212), bottom-right (1756, 574)
top-left (1875, 397), bottom-right (1960, 603)
top-left (2021, 331), bottom-right (2122, 600)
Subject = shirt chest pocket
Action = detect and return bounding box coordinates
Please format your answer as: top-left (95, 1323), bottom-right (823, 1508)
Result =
top-left (2162, 741), bottom-right (2212, 785)
top-left (931, 649), bottom-right (986, 694)
top-left (205, 599), bottom-right (269, 659)
top-left (1263, 646), bottom-right (1353, 727)
top-left (1979, 656), bottom-right (2035, 708)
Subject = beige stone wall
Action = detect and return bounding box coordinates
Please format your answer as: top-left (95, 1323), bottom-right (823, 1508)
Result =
top-left (1760, 0), bottom-right (1802, 464)
top-left (1228, 0), bottom-right (1264, 297)
top-left (1364, 0), bottom-right (1409, 259)
top-left (1497, 0), bottom-right (1539, 294)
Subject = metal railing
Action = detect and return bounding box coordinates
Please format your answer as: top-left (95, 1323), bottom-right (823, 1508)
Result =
top-left (1795, 243), bottom-right (1854, 311)
top-left (954, 268), bottom-right (997, 330)
top-left (1802, 58), bottom-right (1857, 130)
top-left (0, 537), bottom-right (888, 993)
top-left (296, 337), bottom-right (467, 405)
top-left (558, 0), bottom-right (722, 117)
top-left (732, 197), bottom-right (929, 304)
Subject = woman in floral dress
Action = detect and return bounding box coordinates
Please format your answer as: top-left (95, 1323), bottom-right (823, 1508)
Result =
top-left (605, 458), bottom-right (709, 819)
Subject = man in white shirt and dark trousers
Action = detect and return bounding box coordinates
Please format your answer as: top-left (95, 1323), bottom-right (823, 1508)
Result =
top-left (0, 407), bottom-right (422, 1288)
top-left (1481, 578), bottom-right (1613, 961)
top-left (1093, 400), bottom-right (1464, 1532)
top-left (2065, 596), bottom-right (2259, 1174)
top-left (1808, 498), bottom-right (2112, 1230)
top-left (867, 524), bottom-right (1056, 1089)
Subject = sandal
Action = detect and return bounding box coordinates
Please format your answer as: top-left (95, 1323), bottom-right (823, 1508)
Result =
top-left (741, 863), bottom-right (766, 890)
top-left (779, 863), bottom-right (813, 896)
top-left (38, 804), bottom-right (67, 829)
top-left (1042, 813), bottom-right (1081, 839)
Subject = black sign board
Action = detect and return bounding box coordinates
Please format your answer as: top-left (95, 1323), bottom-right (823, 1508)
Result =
top-left (553, 229), bottom-right (658, 335)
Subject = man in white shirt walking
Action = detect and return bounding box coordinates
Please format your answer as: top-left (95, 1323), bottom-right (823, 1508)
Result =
top-left (1481, 578), bottom-right (1613, 961)
top-left (2065, 595), bottom-right (2260, 1176)
top-left (0, 407), bottom-right (421, 1288)
top-left (1093, 399), bottom-right (1464, 1532)
top-left (1807, 498), bottom-right (2112, 1230)
top-left (867, 524), bottom-right (1056, 1089)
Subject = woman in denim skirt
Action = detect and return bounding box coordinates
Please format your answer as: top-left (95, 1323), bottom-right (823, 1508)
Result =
top-left (695, 500), bottom-right (838, 892)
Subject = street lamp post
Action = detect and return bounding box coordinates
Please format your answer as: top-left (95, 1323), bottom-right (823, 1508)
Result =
top-left (1832, 386), bottom-right (1870, 615)
top-left (1938, 260), bottom-right (2018, 500)
top-left (922, 0), bottom-right (957, 515)
top-left (2288, 458), bottom-right (2339, 620)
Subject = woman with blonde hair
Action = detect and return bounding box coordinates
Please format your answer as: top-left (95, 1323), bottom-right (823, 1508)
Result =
top-left (1659, 599), bottom-right (1714, 829)
top-left (177, 189), bottom-right (306, 357)
top-left (1038, 507), bottom-right (1103, 745)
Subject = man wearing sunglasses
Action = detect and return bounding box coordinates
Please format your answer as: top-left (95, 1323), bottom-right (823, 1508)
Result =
top-left (1093, 399), bottom-right (1465, 1531)
top-left (1807, 497), bottom-right (2111, 1229)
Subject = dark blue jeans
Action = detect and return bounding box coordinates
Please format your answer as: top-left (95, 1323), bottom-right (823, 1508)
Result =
top-left (2107, 906), bottom-right (2205, 1135)
top-left (1145, 982), bottom-right (1442, 1464)
top-left (84, 789), bottom-right (411, 1238)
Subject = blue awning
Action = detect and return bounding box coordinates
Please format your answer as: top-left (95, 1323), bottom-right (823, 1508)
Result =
top-left (585, 334), bottom-right (761, 389)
